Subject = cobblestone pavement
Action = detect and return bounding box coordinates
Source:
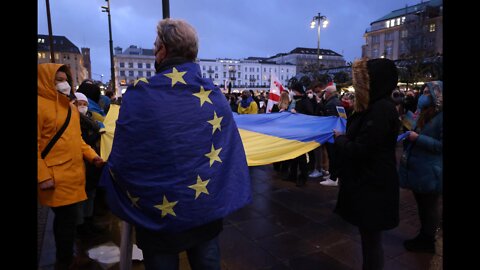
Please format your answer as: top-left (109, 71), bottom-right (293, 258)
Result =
top-left (38, 156), bottom-right (442, 269)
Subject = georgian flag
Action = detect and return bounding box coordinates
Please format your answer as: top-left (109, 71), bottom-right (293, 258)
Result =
top-left (266, 73), bottom-right (286, 113)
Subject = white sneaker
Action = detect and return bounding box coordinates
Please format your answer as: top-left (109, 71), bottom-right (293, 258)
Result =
top-left (308, 169), bottom-right (323, 178)
top-left (320, 178), bottom-right (338, 186)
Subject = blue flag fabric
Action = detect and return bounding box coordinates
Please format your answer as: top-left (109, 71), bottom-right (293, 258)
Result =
top-left (99, 62), bottom-right (252, 232)
top-left (233, 112), bottom-right (346, 166)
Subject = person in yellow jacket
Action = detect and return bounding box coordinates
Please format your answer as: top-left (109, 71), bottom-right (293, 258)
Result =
top-left (237, 90), bottom-right (258, 114)
top-left (38, 63), bottom-right (105, 269)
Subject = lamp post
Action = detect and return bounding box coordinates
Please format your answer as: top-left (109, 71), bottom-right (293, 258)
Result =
top-left (102, 0), bottom-right (116, 97)
top-left (310, 13), bottom-right (328, 69)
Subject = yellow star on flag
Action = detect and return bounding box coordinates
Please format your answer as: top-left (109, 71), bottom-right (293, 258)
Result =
top-left (192, 86), bottom-right (212, 107)
top-left (188, 175), bottom-right (210, 199)
top-left (154, 195), bottom-right (178, 218)
top-left (164, 67), bottom-right (187, 87)
top-left (133, 77), bottom-right (149, 87)
top-left (207, 111), bottom-right (223, 134)
top-left (126, 190), bottom-right (140, 208)
top-left (205, 144), bottom-right (222, 167)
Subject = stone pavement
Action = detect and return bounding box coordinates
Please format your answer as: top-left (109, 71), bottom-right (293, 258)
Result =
top-left (38, 164), bottom-right (442, 270)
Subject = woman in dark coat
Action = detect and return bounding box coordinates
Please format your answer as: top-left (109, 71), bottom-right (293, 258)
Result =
top-left (333, 58), bottom-right (400, 270)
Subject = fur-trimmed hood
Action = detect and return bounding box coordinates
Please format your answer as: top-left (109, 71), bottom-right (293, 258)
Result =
top-left (352, 58), bottom-right (398, 112)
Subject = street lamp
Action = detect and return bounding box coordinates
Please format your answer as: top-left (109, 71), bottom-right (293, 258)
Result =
top-left (101, 0), bottom-right (116, 97)
top-left (310, 13), bottom-right (328, 69)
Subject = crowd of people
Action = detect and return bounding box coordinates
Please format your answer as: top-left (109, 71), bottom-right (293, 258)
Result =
top-left (38, 17), bottom-right (442, 270)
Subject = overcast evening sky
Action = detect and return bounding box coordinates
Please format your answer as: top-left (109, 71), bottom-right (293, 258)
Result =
top-left (38, 0), bottom-right (422, 82)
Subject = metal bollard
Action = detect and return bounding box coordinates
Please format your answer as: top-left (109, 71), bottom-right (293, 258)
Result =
top-left (119, 221), bottom-right (133, 270)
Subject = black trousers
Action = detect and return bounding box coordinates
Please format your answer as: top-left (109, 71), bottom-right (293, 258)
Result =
top-left (51, 202), bottom-right (81, 264)
top-left (413, 192), bottom-right (441, 239)
top-left (325, 143), bottom-right (339, 180)
top-left (289, 154), bottom-right (308, 180)
top-left (359, 228), bottom-right (384, 270)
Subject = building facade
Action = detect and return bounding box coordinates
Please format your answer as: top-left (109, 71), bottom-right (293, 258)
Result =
top-left (269, 47), bottom-right (346, 73)
top-left (198, 57), bottom-right (296, 89)
top-left (113, 45), bottom-right (296, 94)
top-left (362, 0), bottom-right (442, 60)
top-left (37, 35), bottom-right (88, 88)
top-left (113, 45), bottom-right (156, 94)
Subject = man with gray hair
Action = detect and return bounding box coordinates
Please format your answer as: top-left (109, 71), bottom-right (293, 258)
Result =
top-left (318, 83), bottom-right (342, 186)
top-left (100, 18), bottom-right (252, 270)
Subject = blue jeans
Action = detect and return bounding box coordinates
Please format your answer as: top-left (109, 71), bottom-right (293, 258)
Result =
top-left (142, 236), bottom-right (221, 270)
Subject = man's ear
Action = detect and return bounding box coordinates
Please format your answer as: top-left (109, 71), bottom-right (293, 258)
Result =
top-left (156, 44), bottom-right (167, 62)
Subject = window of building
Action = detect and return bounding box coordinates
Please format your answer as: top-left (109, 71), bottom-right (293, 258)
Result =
top-left (371, 35), bottom-right (380, 43)
top-left (245, 67), bottom-right (247, 72)
top-left (238, 72), bottom-right (241, 78)
top-left (372, 48), bottom-right (379, 58)
top-left (390, 19), bottom-right (395, 27)
top-left (257, 68), bottom-right (259, 72)
top-left (203, 66), bottom-right (205, 70)
top-left (55, 53), bottom-right (59, 59)
top-left (120, 62), bottom-right (125, 68)
top-left (400, 43), bottom-right (407, 54)
top-left (402, 16), bottom-right (406, 24)
top-left (128, 70), bottom-right (134, 76)
top-left (245, 74), bottom-right (247, 79)
top-left (215, 74), bottom-right (218, 79)
top-left (396, 18), bottom-right (400, 25)
top-left (203, 73), bottom-right (206, 78)
top-left (264, 67), bottom-right (266, 72)
top-left (120, 71), bottom-right (125, 76)
top-left (138, 63), bottom-right (143, 68)
top-left (128, 63), bottom-right (133, 68)
top-left (257, 75), bottom-right (259, 80)
top-left (38, 38), bottom-right (45, 43)
top-left (146, 63), bottom-right (151, 69)
top-left (223, 72), bottom-right (226, 78)
top-left (385, 44), bottom-right (393, 56)
top-left (215, 66), bottom-right (218, 71)
top-left (385, 32), bottom-right (394, 41)
top-left (386, 20), bottom-right (390, 28)
top-left (429, 23), bottom-right (436, 32)
top-left (281, 75), bottom-right (284, 80)
top-left (401, 29), bottom-right (408, 38)
top-left (138, 71), bottom-right (143, 77)
top-left (147, 71), bottom-right (152, 77)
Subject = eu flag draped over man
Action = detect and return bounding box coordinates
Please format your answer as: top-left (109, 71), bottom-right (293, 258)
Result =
top-left (99, 61), bottom-right (252, 233)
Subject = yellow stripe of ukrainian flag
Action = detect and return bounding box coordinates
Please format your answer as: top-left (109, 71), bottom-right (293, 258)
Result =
top-left (238, 129), bottom-right (320, 166)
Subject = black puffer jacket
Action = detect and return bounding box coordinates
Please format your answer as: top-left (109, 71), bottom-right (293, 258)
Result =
top-left (333, 58), bottom-right (400, 231)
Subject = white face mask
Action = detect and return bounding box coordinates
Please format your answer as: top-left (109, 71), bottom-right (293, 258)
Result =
top-left (78, 105), bottom-right (88, 115)
top-left (307, 93), bottom-right (314, 99)
top-left (56, 81), bottom-right (71, 95)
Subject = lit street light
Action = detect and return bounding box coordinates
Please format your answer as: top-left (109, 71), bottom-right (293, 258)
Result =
top-left (311, 13), bottom-right (328, 69)
top-left (101, 0), bottom-right (116, 97)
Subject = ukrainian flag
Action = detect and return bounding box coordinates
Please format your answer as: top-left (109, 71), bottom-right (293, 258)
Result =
top-left (99, 62), bottom-right (252, 232)
top-left (234, 112), bottom-right (346, 166)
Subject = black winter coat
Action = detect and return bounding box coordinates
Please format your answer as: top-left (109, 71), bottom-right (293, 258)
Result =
top-left (334, 97), bottom-right (400, 230)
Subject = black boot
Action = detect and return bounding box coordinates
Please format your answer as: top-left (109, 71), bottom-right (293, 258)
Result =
top-left (403, 233), bottom-right (435, 253)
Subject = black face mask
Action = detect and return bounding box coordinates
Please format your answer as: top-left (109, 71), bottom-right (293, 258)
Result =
top-left (154, 60), bottom-right (162, 74)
